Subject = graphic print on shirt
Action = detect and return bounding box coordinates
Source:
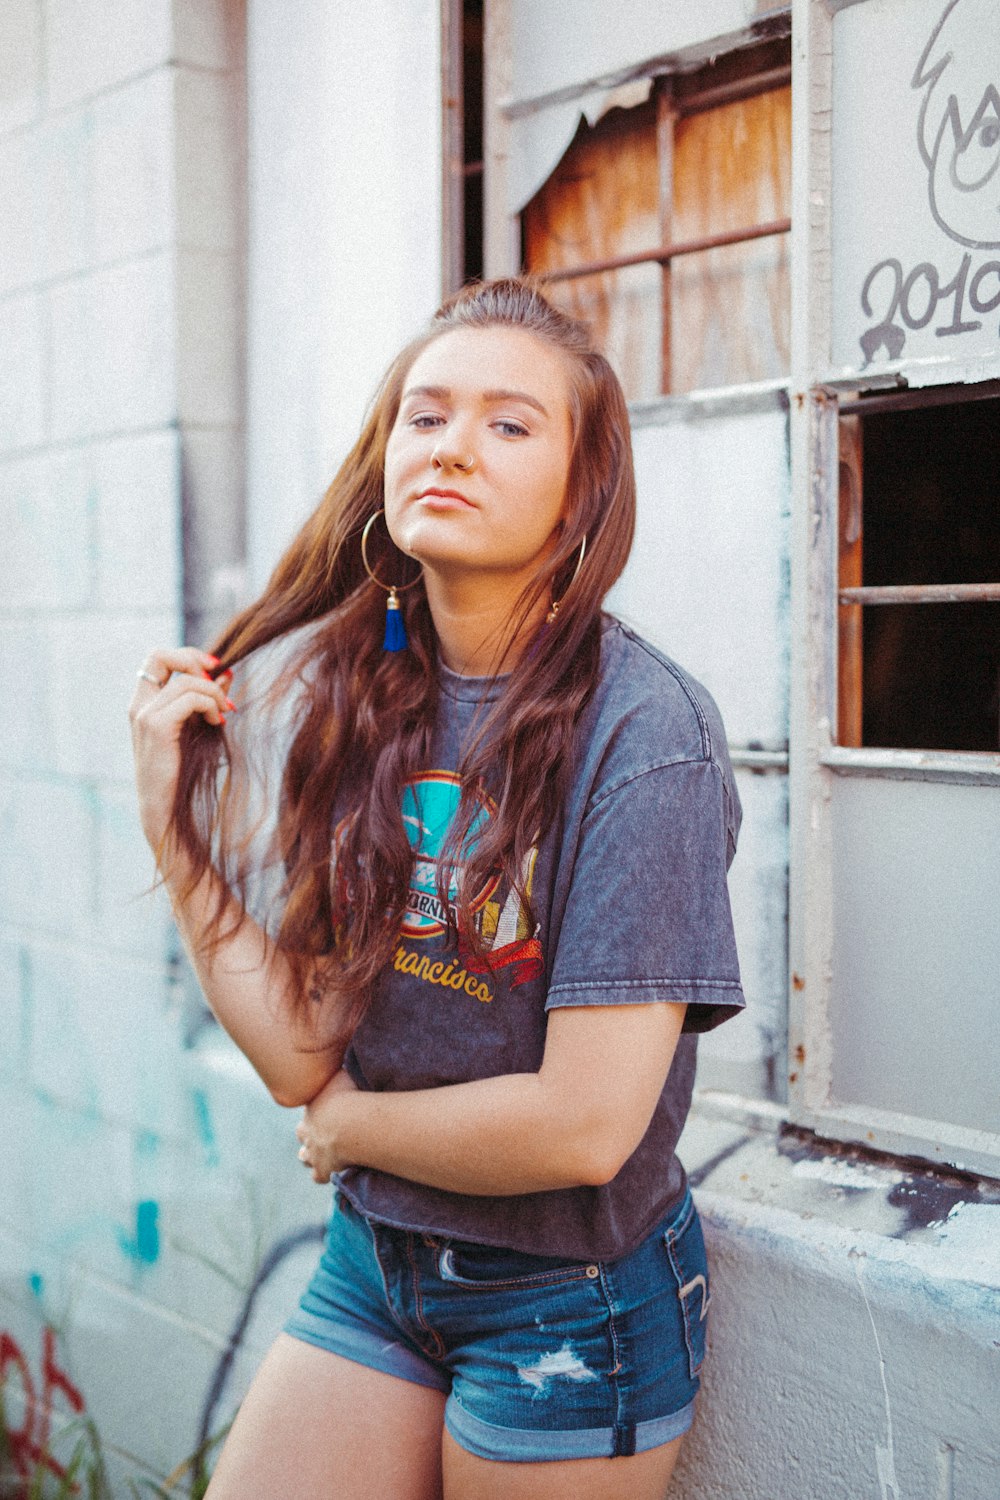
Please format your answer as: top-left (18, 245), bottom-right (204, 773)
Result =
top-left (400, 771), bottom-right (499, 937)
top-left (398, 771), bottom-right (544, 1000)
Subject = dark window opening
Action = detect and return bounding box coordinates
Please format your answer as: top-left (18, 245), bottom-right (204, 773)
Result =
top-left (838, 392), bottom-right (1000, 752)
top-left (463, 0), bottom-right (484, 283)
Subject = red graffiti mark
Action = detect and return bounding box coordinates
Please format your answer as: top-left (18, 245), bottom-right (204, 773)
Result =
top-left (0, 1326), bottom-right (85, 1487)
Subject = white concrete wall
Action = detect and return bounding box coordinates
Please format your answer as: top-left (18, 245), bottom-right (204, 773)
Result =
top-left (0, 2), bottom-right (445, 1489)
top-left (0, 2), bottom-right (298, 1490)
top-left (245, 0), bottom-right (444, 590)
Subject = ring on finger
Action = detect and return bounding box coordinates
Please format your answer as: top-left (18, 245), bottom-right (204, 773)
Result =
top-left (137, 668), bottom-right (168, 688)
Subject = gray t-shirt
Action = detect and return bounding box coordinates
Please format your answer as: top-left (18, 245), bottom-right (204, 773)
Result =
top-left (334, 618), bottom-right (745, 1260)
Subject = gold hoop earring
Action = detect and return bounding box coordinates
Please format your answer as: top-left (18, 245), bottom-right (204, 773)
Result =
top-left (545, 535), bottom-right (587, 625)
top-left (361, 510), bottom-right (421, 652)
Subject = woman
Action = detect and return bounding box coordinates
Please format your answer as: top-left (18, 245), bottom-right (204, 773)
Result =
top-left (130, 280), bottom-right (744, 1500)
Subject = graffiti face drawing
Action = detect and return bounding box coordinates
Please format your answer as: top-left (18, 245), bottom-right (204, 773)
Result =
top-left (913, 0), bottom-right (1000, 248)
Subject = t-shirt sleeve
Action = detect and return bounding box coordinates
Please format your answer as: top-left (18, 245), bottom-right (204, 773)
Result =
top-left (545, 757), bottom-right (745, 1033)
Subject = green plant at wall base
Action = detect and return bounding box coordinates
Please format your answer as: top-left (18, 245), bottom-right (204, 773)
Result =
top-left (0, 1387), bottom-right (230, 1500)
top-left (125, 1422), bottom-right (232, 1500)
top-left (0, 1403), bottom-right (113, 1500)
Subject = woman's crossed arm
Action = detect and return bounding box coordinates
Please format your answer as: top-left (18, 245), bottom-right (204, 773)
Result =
top-left (296, 1000), bottom-right (687, 1195)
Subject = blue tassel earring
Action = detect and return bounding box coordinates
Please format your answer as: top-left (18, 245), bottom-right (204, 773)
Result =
top-left (361, 510), bottom-right (421, 652)
top-left (382, 588), bottom-right (407, 651)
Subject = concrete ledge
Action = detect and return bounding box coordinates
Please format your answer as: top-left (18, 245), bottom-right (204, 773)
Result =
top-left (672, 1100), bottom-right (1000, 1499)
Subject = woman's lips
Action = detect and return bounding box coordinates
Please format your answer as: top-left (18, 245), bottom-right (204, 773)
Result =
top-left (416, 489), bottom-right (475, 510)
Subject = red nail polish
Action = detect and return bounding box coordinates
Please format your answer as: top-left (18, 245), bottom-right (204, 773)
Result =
top-left (225, 699), bottom-right (236, 711)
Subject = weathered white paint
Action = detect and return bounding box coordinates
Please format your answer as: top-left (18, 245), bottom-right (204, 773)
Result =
top-left (831, 0), bottom-right (1000, 373)
top-left (792, 1153), bottom-right (905, 1189)
top-left (672, 1107), bottom-right (1000, 1500)
top-left (505, 0), bottom-right (791, 214)
top-left (245, 0), bottom-right (444, 591)
top-left (509, 0), bottom-right (788, 107)
top-left (698, 767), bottom-right (789, 1101)
top-left (830, 775), bottom-right (1000, 1135)
top-left (611, 392), bottom-right (790, 750)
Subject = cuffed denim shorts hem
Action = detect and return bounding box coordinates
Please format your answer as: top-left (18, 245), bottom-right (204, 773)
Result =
top-left (283, 1304), bottom-right (451, 1393)
top-left (445, 1394), bottom-right (695, 1463)
top-left (283, 1186), bottom-right (708, 1465)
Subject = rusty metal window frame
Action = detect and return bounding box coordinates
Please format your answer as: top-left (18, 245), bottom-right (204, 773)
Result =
top-left (536, 56), bottom-right (792, 288)
top-left (831, 379), bottom-right (1000, 761)
top-left (535, 217), bottom-right (792, 288)
top-left (521, 42), bottom-right (792, 395)
top-left (788, 0), bottom-right (1000, 1184)
top-left (442, 0), bottom-right (485, 296)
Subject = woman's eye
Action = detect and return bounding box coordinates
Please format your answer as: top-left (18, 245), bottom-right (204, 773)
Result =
top-left (409, 413), bottom-right (444, 429)
top-left (494, 419), bottom-right (529, 438)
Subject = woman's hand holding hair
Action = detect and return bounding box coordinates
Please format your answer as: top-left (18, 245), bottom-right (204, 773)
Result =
top-left (129, 646), bottom-right (234, 853)
top-left (128, 646), bottom-right (347, 1108)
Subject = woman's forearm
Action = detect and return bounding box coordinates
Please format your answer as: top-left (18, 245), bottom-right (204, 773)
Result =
top-left (300, 1003), bottom-right (685, 1194)
top-left (326, 1074), bottom-right (608, 1194)
top-left (164, 845), bottom-right (346, 1107)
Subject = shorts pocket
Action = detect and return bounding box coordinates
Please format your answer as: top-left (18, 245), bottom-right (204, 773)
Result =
top-left (437, 1241), bottom-right (601, 1292)
top-left (663, 1193), bottom-right (710, 1379)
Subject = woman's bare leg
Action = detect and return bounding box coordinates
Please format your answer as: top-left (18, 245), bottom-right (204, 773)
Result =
top-left (207, 1333), bottom-right (447, 1500)
top-left (441, 1427), bottom-right (684, 1500)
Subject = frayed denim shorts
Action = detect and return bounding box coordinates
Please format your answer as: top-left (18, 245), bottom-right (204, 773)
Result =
top-left (283, 1186), bottom-right (709, 1464)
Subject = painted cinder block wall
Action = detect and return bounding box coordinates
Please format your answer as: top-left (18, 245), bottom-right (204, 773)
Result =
top-left (2, 1), bottom-right (999, 1495)
top-left (0, 1), bottom-right (323, 1489)
top-left (0, 0), bottom-right (446, 1490)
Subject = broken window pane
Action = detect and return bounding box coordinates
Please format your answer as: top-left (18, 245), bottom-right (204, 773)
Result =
top-left (838, 392), bottom-right (1000, 752)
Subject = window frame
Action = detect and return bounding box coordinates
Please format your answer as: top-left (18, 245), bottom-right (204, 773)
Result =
top-left (787, 0), bottom-right (1000, 1180)
top-left (835, 381), bottom-right (1000, 756)
top-left (512, 47), bottom-right (792, 396)
top-left (441, 0), bottom-right (486, 296)
top-left (481, 4), bottom-right (793, 347)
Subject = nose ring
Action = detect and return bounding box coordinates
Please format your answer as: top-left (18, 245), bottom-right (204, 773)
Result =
top-left (433, 447), bottom-right (475, 472)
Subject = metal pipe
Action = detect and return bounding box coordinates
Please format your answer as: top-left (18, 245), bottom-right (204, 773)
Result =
top-left (536, 218), bottom-right (791, 284)
top-left (677, 65), bottom-right (791, 117)
top-left (838, 583), bottom-right (1000, 605)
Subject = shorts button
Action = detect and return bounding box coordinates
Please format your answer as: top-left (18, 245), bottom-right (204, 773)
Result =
top-left (586, 1265), bottom-right (600, 1278)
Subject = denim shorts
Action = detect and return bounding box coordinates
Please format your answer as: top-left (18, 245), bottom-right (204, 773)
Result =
top-left (283, 1186), bottom-right (709, 1463)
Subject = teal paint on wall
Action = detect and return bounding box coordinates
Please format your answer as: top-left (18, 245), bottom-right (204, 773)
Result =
top-left (119, 1201), bottom-right (160, 1265)
top-left (192, 1087), bottom-right (220, 1167)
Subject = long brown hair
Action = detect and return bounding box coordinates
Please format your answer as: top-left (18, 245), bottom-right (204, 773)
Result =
top-left (172, 279), bottom-right (636, 1042)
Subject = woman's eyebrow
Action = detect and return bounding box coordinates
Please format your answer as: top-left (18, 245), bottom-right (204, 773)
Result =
top-left (483, 388), bottom-right (550, 418)
top-left (401, 384), bottom-right (550, 418)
